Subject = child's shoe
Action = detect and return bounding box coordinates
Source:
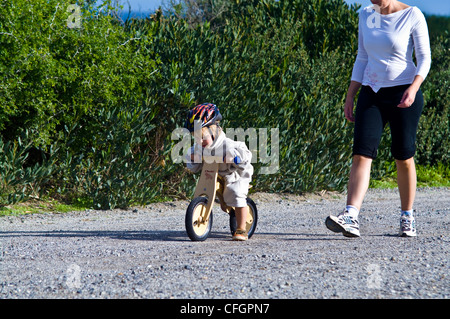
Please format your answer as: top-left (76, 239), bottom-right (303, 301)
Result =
top-left (399, 213), bottom-right (416, 237)
top-left (232, 229), bottom-right (248, 241)
top-left (325, 210), bottom-right (360, 238)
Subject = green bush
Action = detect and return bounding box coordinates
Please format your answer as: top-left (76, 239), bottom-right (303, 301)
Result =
top-left (0, 131), bottom-right (57, 205)
top-left (0, 0), bottom-right (157, 146)
top-left (0, 0), bottom-right (448, 209)
top-left (417, 32), bottom-right (450, 166)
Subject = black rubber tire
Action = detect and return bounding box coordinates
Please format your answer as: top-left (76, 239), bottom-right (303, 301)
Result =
top-left (185, 196), bottom-right (213, 241)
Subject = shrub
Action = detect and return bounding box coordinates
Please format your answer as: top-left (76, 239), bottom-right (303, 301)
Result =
top-left (0, 0), bottom-right (447, 209)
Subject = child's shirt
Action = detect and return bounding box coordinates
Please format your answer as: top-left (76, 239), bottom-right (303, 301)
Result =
top-left (186, 131), bottom-right (253, 185)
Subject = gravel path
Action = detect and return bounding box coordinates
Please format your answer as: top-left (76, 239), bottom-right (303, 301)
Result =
top-left (1, 187), bottom-right (449, 300)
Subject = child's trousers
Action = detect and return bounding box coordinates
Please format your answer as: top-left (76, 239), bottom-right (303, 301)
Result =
top-left (222, 177), bottom-right (251, 208)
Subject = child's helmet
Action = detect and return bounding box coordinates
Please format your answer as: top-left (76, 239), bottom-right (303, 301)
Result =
top-left (185, 103), bottom-right (222, 132)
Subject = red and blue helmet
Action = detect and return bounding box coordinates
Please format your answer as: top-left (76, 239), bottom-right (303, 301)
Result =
top-left (185, 103), bottom-right (222, 132)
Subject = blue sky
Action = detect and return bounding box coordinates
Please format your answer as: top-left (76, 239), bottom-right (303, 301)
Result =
top-left (345, 0), bottom-right (450, 16)
top-left (119, 0), bottom-right (450, 16)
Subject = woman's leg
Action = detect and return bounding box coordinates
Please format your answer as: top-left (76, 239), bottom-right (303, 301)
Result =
top-left (389, 87), bottom-right (423, 212)
top-left (325, 154), bottom-right (372, 238)
top-left (346, 155), bottom-right (373, 210)
top-left (396, 157), bottom-right (417, 236)
top-left (348, 86), bottom-right (383, 210)
top-left (325, 86), bottom-right (381, 237)
top-left (395, 157), bottom-right (416, 211)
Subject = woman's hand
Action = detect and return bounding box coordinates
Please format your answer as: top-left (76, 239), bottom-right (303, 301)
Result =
top-left (397, 86), bottom-right (418, 108)
top-left (398, 75), bottom-right (424, 108)
top-left (344, 96), bottom-right (356, 122)
top-left (345, 81), bottom-right (361, 122)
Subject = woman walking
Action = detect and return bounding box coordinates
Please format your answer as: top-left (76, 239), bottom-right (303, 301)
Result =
top-left (325, 0), bottom-right (431, 237)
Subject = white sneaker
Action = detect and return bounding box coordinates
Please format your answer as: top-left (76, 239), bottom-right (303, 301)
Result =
top-left (399, 214), bottom-right (417, 237)
top-left (325, 210), bottom-right (360, 238)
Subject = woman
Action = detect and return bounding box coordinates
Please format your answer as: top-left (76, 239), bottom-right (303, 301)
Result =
top-left (325, 0), bottom-right (431, 237)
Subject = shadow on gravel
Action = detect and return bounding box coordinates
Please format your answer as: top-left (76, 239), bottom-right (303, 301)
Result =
top-left (2, 230), bottom-right (387, 242)
top-left (255, 232), bottom-right (353, 241)
top-left (0, 230), bottom-right (195, 242)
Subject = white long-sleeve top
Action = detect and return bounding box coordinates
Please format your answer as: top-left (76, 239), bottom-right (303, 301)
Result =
top-left (351, 5), bottom-right (431, 92)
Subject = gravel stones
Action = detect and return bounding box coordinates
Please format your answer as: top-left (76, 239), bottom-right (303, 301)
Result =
top-left (1, 187), bottom-right (449, 299)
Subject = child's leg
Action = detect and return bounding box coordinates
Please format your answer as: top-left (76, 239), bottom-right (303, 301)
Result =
top-left (223, 178), bottom-right (250, 238)
top-left (232, 205), bottom-right (249, 241)
top-left (234, 206), bottom-right (249, 230)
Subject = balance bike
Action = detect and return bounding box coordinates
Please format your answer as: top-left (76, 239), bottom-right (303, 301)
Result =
top-left (185, 156), bottom-right (258, 241)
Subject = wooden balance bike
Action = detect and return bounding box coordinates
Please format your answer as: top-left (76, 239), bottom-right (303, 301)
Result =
top-left (185, 156), bottom-right (258, 241)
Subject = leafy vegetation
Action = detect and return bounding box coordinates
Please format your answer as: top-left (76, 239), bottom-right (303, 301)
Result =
top-left (369, 162), bottom-right (450, 189)
top-left (0, 0), bottom-right (448, 211)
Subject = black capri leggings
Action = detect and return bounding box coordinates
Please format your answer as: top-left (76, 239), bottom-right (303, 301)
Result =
top-left (353, 84), bottom-right (424, 160)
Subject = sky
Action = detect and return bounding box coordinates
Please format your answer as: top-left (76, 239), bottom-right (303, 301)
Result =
top-left (119, 0), bottom-right (450, 16)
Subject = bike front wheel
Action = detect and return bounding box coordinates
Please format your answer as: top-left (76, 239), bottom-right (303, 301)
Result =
top-left (185, 196), bottom-right (213, 241)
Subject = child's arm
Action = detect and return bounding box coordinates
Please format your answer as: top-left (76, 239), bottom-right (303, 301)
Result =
top-left (222, 141), bottom-right (253, 185)
top-left (225, 141), bottom-right (252, 167)
top-left (185, 145), bottom-right (203, 173)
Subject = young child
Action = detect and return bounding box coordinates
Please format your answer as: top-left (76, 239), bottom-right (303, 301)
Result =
top-left (184, 103), bottom-right (253, 241)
